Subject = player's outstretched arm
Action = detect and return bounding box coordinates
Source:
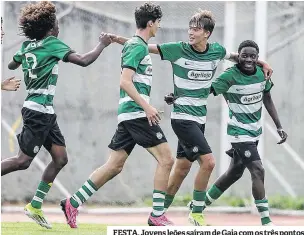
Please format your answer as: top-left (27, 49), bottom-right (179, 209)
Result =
top-left (67, 33), bottom-right (112, 67)
top-left (226, 52), bottom-right (273, 79)
top-left (120, 68), bottom-right (160, 126)
top-left (109, 34), bottom-right (159, 54)
top-left (263, 91), bottom-right (288, 144)
top-left (1, 77), bottom-right (21, 91)
top-left (109, 34), bottom-right (129, 45)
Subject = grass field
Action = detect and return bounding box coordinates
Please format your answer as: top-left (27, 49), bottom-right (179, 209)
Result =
top-left (1, 223), bottom-right (108, 235)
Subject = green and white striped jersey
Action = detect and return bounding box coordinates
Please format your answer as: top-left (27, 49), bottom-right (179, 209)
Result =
top-left (13, 36), bottom-right (73, 114)
top-left (212, 65), bottom-right (273, 143)
top-left (157, 42), bottom-right (227, 124)
top-left (118, 36), bottom-right (152, 123)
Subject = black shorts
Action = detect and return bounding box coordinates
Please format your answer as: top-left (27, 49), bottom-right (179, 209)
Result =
top-left (226, 141), bottom-right (260, 165)
top-left (171, 119), bottom-right (212, 162)
top-left (17, 107), bottom-right (66, 158)
top-left (108, 117), bottom-right (167, 155)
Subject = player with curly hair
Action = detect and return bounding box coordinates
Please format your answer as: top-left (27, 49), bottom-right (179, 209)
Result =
top-left (60, 2), bottom-right (175, 228)
top-left (1, 1), bottom-right (112, 229)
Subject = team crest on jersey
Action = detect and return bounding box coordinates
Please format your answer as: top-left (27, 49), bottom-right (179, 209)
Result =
top-left (156, 132), bottom-right (163, 140)
top-left (244, 150), bottom-right (251, 158)
top-left (33, 146), bottom-right (40, 154)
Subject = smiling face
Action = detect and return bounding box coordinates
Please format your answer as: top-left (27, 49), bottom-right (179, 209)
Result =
top-left (238, 46), bottom-right (259, 73)
top-left (188, 24), bottom-right (209, 46)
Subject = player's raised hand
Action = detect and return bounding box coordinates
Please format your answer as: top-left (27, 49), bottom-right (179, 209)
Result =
top-left (144, 104), bottom-right (161, 126)
top-left (277, 128), bottom-right (288, 144)
top-left (99, 32), bottom-right (112, 47)
top-left (1, 77), bottom-right (21, 91)
top-left (262, 63), bottom-right (273, 80)
top-left (107, 33), bottom-right (119, 43)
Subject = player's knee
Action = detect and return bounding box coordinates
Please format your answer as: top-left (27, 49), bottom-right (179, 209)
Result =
top-left (56, 155), bottom-right (68, 169)
top-left (232, 168), bottom-right (244, 180)
top-left (108, 162), bottom-right (124, 176)
top-left (159, 155), bottom-right (174, 171)
top-left (230, 165), bottom-right (245, 180)
top-left (176, 165), bottom-right (190, 178)
top-left (17, 158), bottom-right (32, 170)
top-left (201, 155), bottom-right (215, 172)
top-left (156, 147), bottom-right (174, 170)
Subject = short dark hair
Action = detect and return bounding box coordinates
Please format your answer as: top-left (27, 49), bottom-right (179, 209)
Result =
top-left (19, 1), bottom-right (57, 40)
top-left (238, 40), bottom-right (259, 53)
top-left (189, 9), bottom-right (215, 37)
top-left (134, 2), bottom-right (162, 29)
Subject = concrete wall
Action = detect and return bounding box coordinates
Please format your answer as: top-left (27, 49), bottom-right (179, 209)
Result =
top-left (1, 1), bottom-right (303, 204)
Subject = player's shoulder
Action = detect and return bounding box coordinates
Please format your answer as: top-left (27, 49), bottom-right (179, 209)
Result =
top-left (124, 37), bottom-right (147, 53)
top-left (208, 41), bottom-right (225, 50)
top-left (43, 36), bottom-right (68, 47)
top-left (223, 65), bottom-right (238, 75)
top-left (218, 65), bottom-right (238, 80)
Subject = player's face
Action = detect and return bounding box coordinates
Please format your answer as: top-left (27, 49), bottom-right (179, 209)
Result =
top-left (150, 18), bottom-right (161, 37)
top-left (51, 19), bottom-right (59, 37)
top-left (238, 47), bottom-right (259, 73)
top-left (188, 25), bottom-right (209, 45)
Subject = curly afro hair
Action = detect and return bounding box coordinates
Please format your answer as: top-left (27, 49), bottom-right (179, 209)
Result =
top-left (19, 1), bottom-right (57, 40)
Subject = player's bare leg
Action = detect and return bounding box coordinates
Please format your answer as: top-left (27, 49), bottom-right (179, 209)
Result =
top-left (25, 144), bottom-right (68, 229)
top-left (61, 149), bottom-right (128, 228)
top-left (247, 160), bottom-right (273, 226)
top-left (202, 154), bottom-right (246, 208)
top-left (187, 153), bottom-right (215, 226)
top-left (1, 150), bottom-right (33, 176)
top-left (147, 142), bottom-right (174, 226)
top-left (165, 158), bottom-right (192, 210)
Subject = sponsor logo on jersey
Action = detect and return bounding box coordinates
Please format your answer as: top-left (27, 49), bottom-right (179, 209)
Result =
top-left (240, 92), bottom-right (263, 104)
top-left (188, 70), bottom-right (212, 81)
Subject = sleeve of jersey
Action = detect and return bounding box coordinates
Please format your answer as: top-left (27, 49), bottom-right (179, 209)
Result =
top-left (50, 38), bottom-right (75, 62)
top-left (13, 50), bottom-right (23, 64)
top-left (157, 42), bottom-right (182, 62)
top-left (121, 44), bottom-right (145, 72)
top-left (215, 43), bottom-right (229, 60)
top-left (264, 79), bottom-right (274, 93)
top-left (211, 72), bottom-right (231, 96)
